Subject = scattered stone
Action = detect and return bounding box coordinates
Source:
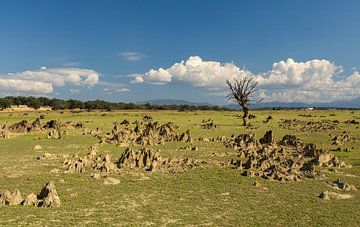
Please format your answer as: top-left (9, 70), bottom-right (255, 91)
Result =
top-left (23, 193), bottom-right (38, 206)
top-left (37, 181), bottom-right (61, 207)
top-left (201, 119), bottom-right (217, 130)
top-left (4, 189), bottom-right (23, 205)
top-left (344, 119), bottom-right (359, 125)
top-left (102, 177), bottom-right (120, 185)
top-left (328, 179), bottom-right (357, 191)
top-left (318, 191), bottom-right (353, 200)
top-left (33, 145), bottom-right (42, 150)
top-left (226, 132), bottom-right (348, 181)
top-left (38, 153), bottom-right (59, 160)
top-left (263, 116), bottom-right (273, 123)
top-left (47, 129), bottom-right (62, 139)
top-left (91, 173), bottom-right (101, 179)
top-left (279, 119), bottom-right (338, 132)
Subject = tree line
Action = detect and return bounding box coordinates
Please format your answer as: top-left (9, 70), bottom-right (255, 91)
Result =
top-left (0, 96), bottom-right (230, 111)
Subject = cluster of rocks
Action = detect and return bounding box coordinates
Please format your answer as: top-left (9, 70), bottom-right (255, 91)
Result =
top-left (63, 144), bottom-right (116, 173)
top-left (180, 145), bottom-right (199, 151)
top-left (344, 119), bottom-right (359, 125)
top-left (117, 148), bottom-right (199, 173)
top-left (0, 181), bottom-right (60, 207)
top-left (224, 131), bottom-right (349, 181)
top-left (328, 179), bottom-right (357, 191)
top-left (263, 116), bottom-right (273, 123)
top-left (319, 179), bottom-right (357, 200)
top-left (331, 132), bottom-right (351, 145)
top-left (201, 119), bottom-right (217, 130)
top-left (278, 119), bottom-right (338, 132)
top-left (0, 119), bottom-right (85, 139)
top-left (100, 120), bottom-right (192, 146)
top-left (82, 127), bottom-right (102, 136)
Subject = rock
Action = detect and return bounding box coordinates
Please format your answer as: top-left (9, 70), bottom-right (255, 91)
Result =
top-left (23, 193), bottom-right (38, 206)
top-left (318, 191), bottom-right (330, 200)
top-left (319, 191), bottom-right (353, 200)
top-left (33, 145), bottom-right (42, 150)
top-left (37, 181), bottom-right (61, 207)
top-left (47, 129), bottom-right (62, 139)
top-left (328, 179), bottom-right (357, 191)
top-left (38, 153), bottom-right (58, 160)
top-left (50, 168), bottom-right (61, 174)
top-left (102, 177), bottom-right (120, 185)
top-left (8, 120), bottom-right (29, 133)
top-left (91, 173), bottom-right (101, 179)
top-left (259, 130), bottom-right (275, 145)
top-left (4, 189), bottom-right (23, 205)
top-left (191, 146), bottom-right (199, 151)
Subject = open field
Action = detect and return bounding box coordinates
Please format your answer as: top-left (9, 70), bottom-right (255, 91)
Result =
top-left (0, 109), bottom-right (359, 226)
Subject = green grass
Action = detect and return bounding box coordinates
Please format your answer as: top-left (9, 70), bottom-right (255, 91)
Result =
top-left (0, 109), bottom-right (359, 226)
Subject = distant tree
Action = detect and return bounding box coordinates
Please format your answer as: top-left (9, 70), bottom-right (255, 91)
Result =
top-left (226, 76), bottom-right (262, 126)
top-left (28, 98), bottom-right (41, 110)
top-left (0, 98), bottom-right (12, 110)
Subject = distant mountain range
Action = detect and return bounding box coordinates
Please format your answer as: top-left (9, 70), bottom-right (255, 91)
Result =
top-left (141, 98), bottom-right (360, 109)
top-left (141, 99), bottom-right (215, 107)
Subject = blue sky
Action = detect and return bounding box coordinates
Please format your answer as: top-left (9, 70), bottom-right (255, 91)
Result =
top-left (1, 0), bottom-right (360, 104)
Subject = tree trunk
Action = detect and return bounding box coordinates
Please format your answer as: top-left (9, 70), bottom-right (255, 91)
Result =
top-left (241, 104), bottom-right (249, 126)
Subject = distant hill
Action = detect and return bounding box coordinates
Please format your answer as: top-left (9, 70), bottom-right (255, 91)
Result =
top-left (141, 99), bottom-right (215, 107)
top-left (143, 98), bottom-right (360, 109)
top-left (225, 97), bottom-right (360, 109)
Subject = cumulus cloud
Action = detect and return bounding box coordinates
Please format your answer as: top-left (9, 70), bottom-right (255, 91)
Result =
top-left (12, 67), bottom-right (99, 86)
top-left (133, 56), bottom-right (360, 103)
top-left (0, 79), bottom-right (53, 94)
top-left (0, 67), bottom-right (100, 95)
top-left (134, 56), bottom-right (252, 89)
top-left (118, 52), bottom-right (146, 61)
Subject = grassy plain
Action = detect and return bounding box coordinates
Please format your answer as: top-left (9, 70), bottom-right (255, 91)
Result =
top-left (0, 109), bottom-right (359, 226)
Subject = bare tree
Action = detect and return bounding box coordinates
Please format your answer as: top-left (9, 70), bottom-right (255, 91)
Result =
top-left (226, 76), bottom-right (261, 126)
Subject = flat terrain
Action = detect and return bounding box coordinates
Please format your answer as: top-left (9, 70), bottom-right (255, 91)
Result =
top-left (0, 109), bottom-right (359, 226)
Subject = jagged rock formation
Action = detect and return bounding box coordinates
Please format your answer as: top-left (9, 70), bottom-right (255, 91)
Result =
top-left (63, 144), bottom-right (116, 173)
top-left (0, 181), bottom-right (61, 207)
top-left (201, 119), bottom-right (217, 129)
top-left (327, 179), bottom-right (357, 191)
top-left (278, 119), bottom-right (338, 132)
top-left (226, 131), bottom-right (350, 181)
top-left (101, 120), bottom-right (191, 146)
top-left (117, 148), bottom-right (198, 173)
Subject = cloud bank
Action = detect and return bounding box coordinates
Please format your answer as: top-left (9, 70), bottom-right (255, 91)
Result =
top-left (0, 67), bottom-right (100, 95)
top-left (133, 56), bottom-right (360, 102)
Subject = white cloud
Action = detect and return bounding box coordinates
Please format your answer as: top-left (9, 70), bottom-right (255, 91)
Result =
top-left (130, 75), bottom-right (144, 84)
top-left (134, 56), bottom-right (252, 89)
top-left (0, 67), bottom-right (100, 95)
top-left (134, 56), bottom-right (360, 103)
top-left (0, 79), bottom-right (53, 94)
top-left (118, 52), bottom-right (145, 61)
top-left (99, 81), bottom-right (130, 93)
top-left (11, 67), bottom-right (99, 86)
